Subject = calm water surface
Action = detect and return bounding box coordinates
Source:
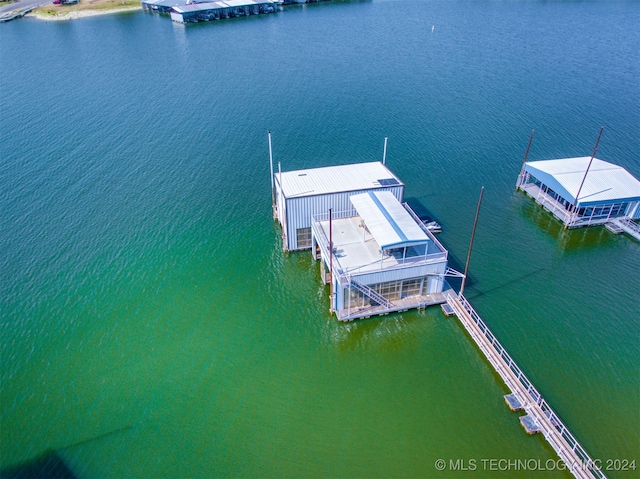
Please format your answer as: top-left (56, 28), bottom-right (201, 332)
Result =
top-left (1, 1), bottom-right (639, 478)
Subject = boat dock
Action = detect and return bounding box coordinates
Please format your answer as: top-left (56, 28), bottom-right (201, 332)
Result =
top-left (606, 218), bottom-right (640, 241)
top-left (446, 294), bottom-right (606, 479)
top-left (516, 154), bottom-right (640, 231)
top-left (143, 0), bottom-right (335, 24)
top-left (0, 7), bottom-right (33, 22)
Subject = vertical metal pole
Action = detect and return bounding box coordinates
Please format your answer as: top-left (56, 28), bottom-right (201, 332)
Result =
top-left (278, 162), bottom-right (286, 250)
top-left (567, 127), bottom-right (603, 228)
top-left (329, 208), bottom-right (334, 312)
top-left (516, 129), bottom-right (535, 189)
top-left (382, 137), bottom-right (388, 165)
top-left (460, 186), bottom-right (484, 297)
top-left (268, 131), bottom-right (275, 213)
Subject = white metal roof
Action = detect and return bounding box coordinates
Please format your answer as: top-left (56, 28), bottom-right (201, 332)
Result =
top-left (172, 1), bottom-right (227, 12)
top-left (277, 162), bottom-right (403, 198)
top-left (172, 0), bottom-right (270, 11)
top-left (349, 191), bottom-right (429, 250)
top-left (145, 0), bottom-right (186, 7)
top-left (223, 0), bottom-right (256, 6)
top-left (525, 157), bottom-right (640, 206)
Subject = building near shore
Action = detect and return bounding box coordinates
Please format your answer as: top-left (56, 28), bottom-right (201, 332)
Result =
top-left (517, 157), bottom-right (640, 228)
top-left (142, 0), bottom-right (277, 19)
top-left (169, 0), bottom-right (276, 22)
top-left (142, 0), bottom-right (185, 13)
top-left (273, 161), bottom-right (453, 321)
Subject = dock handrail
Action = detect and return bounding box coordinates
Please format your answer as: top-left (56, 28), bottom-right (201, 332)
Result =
top-left (448, 294), bottom-right (606, 479)
top-left (615, 218), bottom-right (640, 240)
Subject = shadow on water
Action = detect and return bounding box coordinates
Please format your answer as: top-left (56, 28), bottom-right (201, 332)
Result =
top-left (405, 197), bottom-right (440, 225)
top-left (324, 308), bottom-right (440, 352)
top-left (519, 198), bottom-right (622, 252)
top-left (405, 196), bottom-right (468, 293)
top-left (0, 451), bottom-right (77, 479)
top-left (0, 426), bottom-right (133, 479)
top-left (464, 267), bottom-right (547, 301)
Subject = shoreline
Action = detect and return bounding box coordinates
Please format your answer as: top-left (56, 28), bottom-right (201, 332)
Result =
top-left (28, 5), bottom-right (140, 21)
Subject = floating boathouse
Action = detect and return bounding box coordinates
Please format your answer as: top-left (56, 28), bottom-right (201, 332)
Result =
top-left (271, 160), bottom-right (454, 320)
top-left (517, 157), bottom-right (640, 228)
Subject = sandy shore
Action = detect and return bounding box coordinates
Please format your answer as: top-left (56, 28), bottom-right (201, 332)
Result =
top-left (28, 3), bottom-right (140, 21)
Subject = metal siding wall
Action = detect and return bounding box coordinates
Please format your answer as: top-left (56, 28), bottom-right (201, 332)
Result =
top-left (631, 201), bottom-right (640, 219)
top-left (427, 275), bottom-right (443, 293)
top-left (285, 185), bottom-right (403, 251)
top-left (352, 261), bottom-right (447, 285)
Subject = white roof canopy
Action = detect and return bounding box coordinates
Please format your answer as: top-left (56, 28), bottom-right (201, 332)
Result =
top-left (524, 157), bottom-right (640, 206)
top-left (349, 191), bottom-right (429, 250)
top-left (278, 162), bottom-right (402, 198)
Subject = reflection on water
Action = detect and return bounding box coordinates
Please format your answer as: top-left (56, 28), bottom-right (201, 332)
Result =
top-left (324, 311), bottom-right (432, 352)
top-left (516, 193), bottom-right (622, 251)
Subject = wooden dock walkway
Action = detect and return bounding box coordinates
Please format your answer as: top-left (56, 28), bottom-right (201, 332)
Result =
top-left (446, 294), bottom-right (606, 479)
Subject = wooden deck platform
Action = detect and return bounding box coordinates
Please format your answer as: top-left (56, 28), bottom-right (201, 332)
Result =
top-left (336, 291), bottom-right (447, 321)
top-left (446, 294), bottom-right (606, 479)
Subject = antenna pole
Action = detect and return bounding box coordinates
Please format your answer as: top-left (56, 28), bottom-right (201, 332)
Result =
top-left (268, 131), bottom-right (275, 214)
top-left (278, 161), bottom-right (286, 249)
top-left (460, 186), bottom-right (484, 297)
top-left (567, 127), bottom-right (603, 228)
top-left (329, 208), bottom-right (334, 312)
top-left (516, 129), bottom-right (535, 189)
top-left (382, 137), bottom-right (388, 165)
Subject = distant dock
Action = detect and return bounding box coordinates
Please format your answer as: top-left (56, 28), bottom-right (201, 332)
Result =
top-left (0, 7), bottom-right (33, 22)
top-left (446, 293), bottom-right (606, 479)
top-left (143, 0), bottom-right (333, 24)
top-left (166, 0), bottom-right (278, 23)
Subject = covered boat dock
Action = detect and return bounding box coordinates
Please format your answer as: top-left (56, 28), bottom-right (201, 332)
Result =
top-left (169, 0), bottom-right (277, 23)
top-left (517, 156), bottom-right (640, 229)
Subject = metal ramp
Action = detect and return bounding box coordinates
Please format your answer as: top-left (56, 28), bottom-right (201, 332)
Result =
top-left (349, 279), bottom-right (393, 309)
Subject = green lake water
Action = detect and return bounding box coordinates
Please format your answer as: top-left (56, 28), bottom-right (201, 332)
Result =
top-left (1, 1), bottom-right (639, 477)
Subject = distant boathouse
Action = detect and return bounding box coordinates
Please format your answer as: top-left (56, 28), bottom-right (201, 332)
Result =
top-left (272, 161), bottom-right (455, 321)
top-left (143, 0), bottom-right (331, 24)
top-left (517, 156), bottom-right (640, 230)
